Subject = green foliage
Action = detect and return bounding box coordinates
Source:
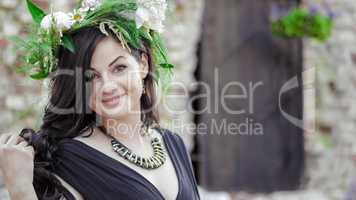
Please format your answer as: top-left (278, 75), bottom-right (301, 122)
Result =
top-left (10, 24), bottom-right (60, 80)
top-left (26, 0), bottom-right (46, 24)
top-left (17, 107), bottom-right (35, 120)
top-left (114, 17), bottom-right (142, 49)
top-left (271, 7), bottom-right (333, 42)
top-left (14, 0), bottom-right (173, 86)
top-left (320, 135), bottom-right (333, 150)
top-left (75, 0), bottom-right (137, 29)
top-left (69, 0), bottom-right (173, 85)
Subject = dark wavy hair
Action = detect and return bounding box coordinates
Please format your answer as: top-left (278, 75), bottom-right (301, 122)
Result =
top-left (19, 26), bottom-right (160, 199)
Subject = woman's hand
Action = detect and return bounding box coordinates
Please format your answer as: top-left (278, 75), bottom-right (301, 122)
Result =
top-left (0, 133), bottom-right (37, 200)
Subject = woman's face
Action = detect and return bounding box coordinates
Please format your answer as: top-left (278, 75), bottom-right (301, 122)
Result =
top-left (88, 36), bottom-right (148, 119)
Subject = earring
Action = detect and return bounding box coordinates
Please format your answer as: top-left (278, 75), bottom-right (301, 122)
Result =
top-left (95, 114), bottom-right (103, 127)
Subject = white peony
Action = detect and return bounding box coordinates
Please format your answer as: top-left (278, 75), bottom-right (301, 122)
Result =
top-left (81, 0), bottom-right (101, 11)
top-left (40, 12), bottom-right (73, 32)
top-left (135, 0), bottom-right (167, 33)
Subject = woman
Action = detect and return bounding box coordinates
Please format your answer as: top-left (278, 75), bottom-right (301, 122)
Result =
top-left (0, 0), bottom-right (200, 199)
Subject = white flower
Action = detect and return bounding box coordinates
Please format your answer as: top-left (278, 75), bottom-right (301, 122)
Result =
top-left (40, 12), bottom-right (73, 32)
top-left (81, 0), bottom-right (101, 11)
top-left (135, 0), bottom-right (167, 33)
top-left (69, 9), bottom-right (86, 23)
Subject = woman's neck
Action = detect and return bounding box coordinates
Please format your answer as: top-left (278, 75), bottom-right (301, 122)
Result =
top-left (100, 112), bottom-right (146, 142)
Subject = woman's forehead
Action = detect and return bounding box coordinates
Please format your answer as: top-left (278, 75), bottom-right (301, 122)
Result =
top-left (90, 36), bottom-right (131, 70)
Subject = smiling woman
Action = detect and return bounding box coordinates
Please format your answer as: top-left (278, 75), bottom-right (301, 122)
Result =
top-left (0, 0), bottom-right (200, 200)
top-left (88, 36), bottom-right (148, 118)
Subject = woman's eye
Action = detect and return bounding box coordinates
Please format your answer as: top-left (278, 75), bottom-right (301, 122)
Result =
top-left (112, 65), bottom-right (127, 73)
top-left (85, 71), bottom-right (99, 82)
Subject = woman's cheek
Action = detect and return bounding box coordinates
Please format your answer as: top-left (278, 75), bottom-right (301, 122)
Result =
top-left (129, 77), bottom-right (142, 97)
top-left (121, 78), bottom-right (135, 110)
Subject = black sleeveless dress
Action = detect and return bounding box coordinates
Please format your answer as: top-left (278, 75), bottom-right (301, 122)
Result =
top-left (52, 127), bottom-right (200, 200)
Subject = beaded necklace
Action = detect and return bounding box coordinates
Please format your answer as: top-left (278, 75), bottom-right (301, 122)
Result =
top-left (107, 126), bottom-right (166, 169)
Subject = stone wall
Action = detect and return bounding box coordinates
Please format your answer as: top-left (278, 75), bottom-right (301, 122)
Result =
top-left (159, 0), bottom-right (204, 152)
top-left (303, 0), bottom-right (356, 198)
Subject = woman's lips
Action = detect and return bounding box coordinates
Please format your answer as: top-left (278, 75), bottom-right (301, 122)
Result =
top-left (101, 95), bottom-right (124, 108)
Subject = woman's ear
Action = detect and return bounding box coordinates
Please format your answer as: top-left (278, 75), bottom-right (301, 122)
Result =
top-left (140, 52), bottom-right (149, 79)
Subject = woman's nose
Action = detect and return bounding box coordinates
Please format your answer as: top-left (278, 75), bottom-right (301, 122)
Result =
top-left (102, 81), bottom-right (117, 95)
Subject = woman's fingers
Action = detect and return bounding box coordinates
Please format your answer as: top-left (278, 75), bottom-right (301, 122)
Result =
top-left (17, 141), bottom-right (29, 147)
top-left (6, 134), bottom-right (25, 145)
top-left (0, 133), bottom-right (12, 144)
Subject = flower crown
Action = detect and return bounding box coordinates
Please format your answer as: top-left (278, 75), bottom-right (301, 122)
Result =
top-left (13, 0), bottom-right (173, 85)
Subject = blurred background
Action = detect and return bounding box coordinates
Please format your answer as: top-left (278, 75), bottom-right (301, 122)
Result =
top-left (1, 0), bottom-right (356, 199)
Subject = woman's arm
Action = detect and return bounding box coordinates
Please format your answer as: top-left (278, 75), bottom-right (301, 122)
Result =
top-left (0, 133), bottom-right (38, 200)
top-left (5, 172), bottom-right (84, 200)
top-left (5, 182), bottom-right (38, 200)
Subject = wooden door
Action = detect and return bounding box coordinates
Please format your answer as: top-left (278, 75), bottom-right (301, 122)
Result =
top-left (196, 0), bottom-right (304, 192)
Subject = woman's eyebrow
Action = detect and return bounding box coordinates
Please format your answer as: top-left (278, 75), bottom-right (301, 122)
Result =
top-left (108, 55), bottom-right (125, 67)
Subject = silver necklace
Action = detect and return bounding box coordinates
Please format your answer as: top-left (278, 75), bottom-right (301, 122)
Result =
top-left (109, 126), bottom-right (166, 169)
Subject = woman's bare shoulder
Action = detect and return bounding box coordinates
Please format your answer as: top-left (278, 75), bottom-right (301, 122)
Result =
top-left (53, 173), bottom-right (84, 200)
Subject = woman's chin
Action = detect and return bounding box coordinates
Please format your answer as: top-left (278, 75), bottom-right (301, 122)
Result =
top-left (98, 109), bottom-right (127, 119)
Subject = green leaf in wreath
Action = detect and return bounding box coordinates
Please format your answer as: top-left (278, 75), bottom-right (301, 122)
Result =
top-left (160, 63), bottom-right (174, 69)
top-left (62, 34), bottom-right (76, 53)
top-left (26, 0), bottom-right (46, 24)
top-left (30, 70), bottom-right (49, 80)
top-left (139, 27), bottom-right (153, 42)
